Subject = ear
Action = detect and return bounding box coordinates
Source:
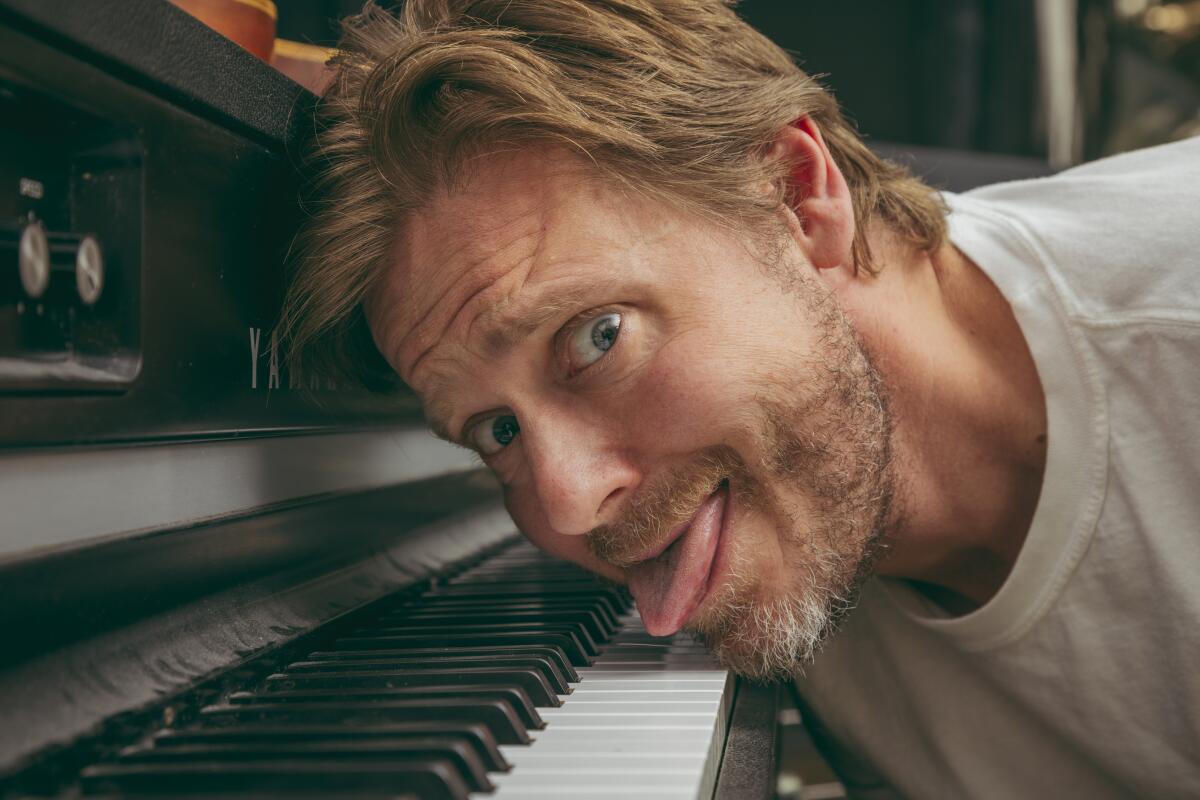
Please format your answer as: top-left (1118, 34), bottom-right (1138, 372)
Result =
top-left (771, 117), bottom-right (855, 273)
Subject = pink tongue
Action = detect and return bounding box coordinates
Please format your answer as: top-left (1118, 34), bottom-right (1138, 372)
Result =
top-left (627, 486), bottom-right (726, 636)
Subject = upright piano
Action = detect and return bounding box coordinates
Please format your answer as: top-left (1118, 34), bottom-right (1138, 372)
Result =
top-left (0, 2), bottom-right (780, 798)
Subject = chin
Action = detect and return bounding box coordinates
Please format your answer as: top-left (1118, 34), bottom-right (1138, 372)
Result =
top-left (686, 577), bottom-right (834, 681)
top-left (684, 517), bottom-right (879, 682)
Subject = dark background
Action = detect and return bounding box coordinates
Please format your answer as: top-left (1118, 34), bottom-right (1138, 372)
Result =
top-left (276, 0), bottom-right (1200, 164)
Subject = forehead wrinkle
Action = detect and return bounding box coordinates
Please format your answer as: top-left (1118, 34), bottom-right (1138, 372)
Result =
top-left (391, 257), bottom-right (478, 379)
top-left (457, 217), bottom-right (560, 359)
top-left (398, 205), bottom-right (546, 379)
top-left (371, 223), bottom-right (476, 378)
top-left (476, 284), bottom-right (602, 356)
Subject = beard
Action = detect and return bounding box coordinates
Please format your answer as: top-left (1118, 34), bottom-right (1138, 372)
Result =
top-left (589, 281), bottom-right (897, 681)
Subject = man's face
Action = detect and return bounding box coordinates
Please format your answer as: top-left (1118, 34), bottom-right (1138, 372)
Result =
top-left (366, 150), bottom-right (896, 679)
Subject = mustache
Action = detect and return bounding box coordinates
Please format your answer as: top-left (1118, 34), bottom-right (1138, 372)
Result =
top-left (587, 446), bottom-right (750, 568)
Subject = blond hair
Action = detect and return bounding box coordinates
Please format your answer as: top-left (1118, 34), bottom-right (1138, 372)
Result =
top-left (280, 0), bottom-right (946, 389)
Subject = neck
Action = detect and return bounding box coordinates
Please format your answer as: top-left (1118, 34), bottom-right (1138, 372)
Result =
top-left (836, 235), bottom-right (1048, 608)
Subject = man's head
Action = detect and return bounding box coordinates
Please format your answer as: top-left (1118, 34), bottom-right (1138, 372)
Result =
top-left (281, 0), bottom-right (944, 678)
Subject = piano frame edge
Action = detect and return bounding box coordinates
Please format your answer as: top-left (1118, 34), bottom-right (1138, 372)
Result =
top-left (713, 678), bottom-right (782, 800)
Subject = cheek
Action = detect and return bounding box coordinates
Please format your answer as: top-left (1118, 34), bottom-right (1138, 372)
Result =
top-left (504, 490), bottom-right (625, 583)
top-left (626, 337), bottom-right (763, 451)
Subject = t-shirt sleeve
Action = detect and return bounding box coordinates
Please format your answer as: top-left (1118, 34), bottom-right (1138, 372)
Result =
top-left (960, 135), bottom-right (1200, 324)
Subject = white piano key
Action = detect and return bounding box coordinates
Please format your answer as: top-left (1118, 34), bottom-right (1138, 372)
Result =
top-left (578, 661), bottom-right (724, 670)
top-left (490, 772), bottom-right (703, 786)
top-left (540, 701), bottom-right (723, 715)
top-left (577, 670), bottom-right (726, 680)
top-left (513, 728), bottom-right (719, 743)
top-left (475, 612), bottom-right (731, 800)
top-left (503, 748), bottom-right (711, 758)
top-left (539, 698), bottom-right (723, 710)
top-left (485, 791), bottom-right (697, 800)
top-left (562, 684), bottom-right (725, 694)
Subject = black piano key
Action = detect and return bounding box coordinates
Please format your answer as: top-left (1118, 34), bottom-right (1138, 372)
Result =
top-left (391, 599), bottom-right (624, 633)
top-left (278, 656), bottom-right (572, 695)
top-left (228, 684), bottom-right (544, 730)
top-left (381, 608), bottom-right (613, 641)
top-left (419, 591), bottom-right (629, 621)
top-left (452, 576), bottom-right (571, 585)
top-left (80, 758), bottom-right (470, 799)
top-left (449, 571), bottom-right (596, 581)
top-left (113, 739), bottom-right (494, 793)
top-left (270, 662), bottom-right (568, 700)
top-left (431, 591), bottom-right (621, 615)
top-left (334, 630), bottom-right (592, 666)
top-left (151, 723), bottom-right (508, 772)
top-left (263, 665), bottom-right (562, 707)
top-left (350, 621), bottom-right (599, 657)
top-left (424, 582), bottom-right (627, 601)
top-left (303, 645), bottom-right (580, 683)
top-left (388, 595), bottom-right (623, 629)
top-left (454, 572), bottom-right (599, 583)
top-left (200, 697), bottom-right (531, 745)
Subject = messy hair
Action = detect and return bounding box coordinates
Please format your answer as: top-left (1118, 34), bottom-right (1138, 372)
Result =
top-left (280, 0), bottom-right (947, 389)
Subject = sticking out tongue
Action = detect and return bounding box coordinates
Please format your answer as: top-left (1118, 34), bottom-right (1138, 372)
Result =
top-left (626, 485), bottom-right (727, 636)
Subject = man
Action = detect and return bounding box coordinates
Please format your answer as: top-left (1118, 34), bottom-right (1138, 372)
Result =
top-left (280, 1), bottom-right (1200, 796)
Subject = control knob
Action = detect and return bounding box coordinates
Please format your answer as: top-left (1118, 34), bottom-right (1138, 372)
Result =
top-left (73, 235), bottom-right (104, 306)
top-left (3, 221), bottom-right (104, 305)
top-left (19, 221), bottom-right (50, 299)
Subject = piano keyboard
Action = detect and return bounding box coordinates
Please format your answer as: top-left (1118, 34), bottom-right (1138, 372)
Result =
top-left (75, 541), bottom-right (733, 800)
top-left (475, 549), bottom-right (732, 800)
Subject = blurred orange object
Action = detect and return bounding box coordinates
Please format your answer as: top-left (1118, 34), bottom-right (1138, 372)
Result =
top-left (170, 0), bottom-right (277, 61)
top-left (271, 38), bottom-right (336, 95)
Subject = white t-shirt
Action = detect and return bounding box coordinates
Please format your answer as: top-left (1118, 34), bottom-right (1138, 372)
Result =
top-left (795, 137), bottom-right (1200, 799)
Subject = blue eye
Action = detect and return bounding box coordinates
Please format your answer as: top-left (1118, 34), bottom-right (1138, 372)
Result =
top-left (470, 414), bottom-right (520, 455)
top-left (569, 312), bottom-right (621, 371)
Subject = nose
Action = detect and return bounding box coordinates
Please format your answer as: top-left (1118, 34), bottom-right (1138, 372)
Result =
top-left (519, 403), bottom-right (639, 537)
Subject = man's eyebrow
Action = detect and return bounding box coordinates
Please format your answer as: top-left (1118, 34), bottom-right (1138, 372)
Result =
top-left (476, 282), bottom-right (608, 357)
